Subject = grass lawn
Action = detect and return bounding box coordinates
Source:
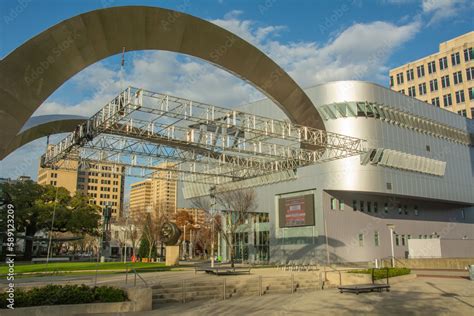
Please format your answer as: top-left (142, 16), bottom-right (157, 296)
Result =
top-left (0, 261), bottom-right (168, 275)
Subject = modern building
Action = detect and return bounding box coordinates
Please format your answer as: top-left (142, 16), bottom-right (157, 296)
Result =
top-left (389, 31), bottom-right (474, 118)
top-left (187, 80), bottom-right (474, 264)
top-left (37, 153), bottom-right (125, 220)
top-left (129, 162), bottom-right (178, 220)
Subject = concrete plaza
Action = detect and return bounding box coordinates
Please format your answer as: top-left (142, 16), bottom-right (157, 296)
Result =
top-left (137, 277), bottom-right (473, 316)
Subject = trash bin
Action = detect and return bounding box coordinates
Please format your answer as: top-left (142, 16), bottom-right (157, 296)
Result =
top-left (469, 265), bottom-right (474, 281)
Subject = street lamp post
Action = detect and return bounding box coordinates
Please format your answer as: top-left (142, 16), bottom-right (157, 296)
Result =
top-left (210, 186), bottom-right (216, 268)
top-left (387, 224), bottom-right (396, 267)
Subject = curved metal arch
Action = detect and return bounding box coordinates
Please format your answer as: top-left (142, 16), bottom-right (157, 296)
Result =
top-left (3, 115), bottom-right (87, 158)
top-left (0, 5), bottom-right (323, 159)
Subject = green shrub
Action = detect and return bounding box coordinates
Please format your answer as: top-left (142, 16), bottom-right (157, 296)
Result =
top-left (348, 267), bottom-right (411, 280)
top-left (0, 285), bottom-right (127, 309)
top-left (94, 286), bottom-right (127, 302)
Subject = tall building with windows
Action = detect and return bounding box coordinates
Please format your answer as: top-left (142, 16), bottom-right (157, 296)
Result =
top-left (389, 31), bottom-right (474, 118)
top-left (37, 158), bottom-right (79, 194)
top-left (37, 151), bottom-right (125, 220)
top-left (129, 162), bottom-right (178, 220)
top-left (75, 162), bottom-right (125, 219)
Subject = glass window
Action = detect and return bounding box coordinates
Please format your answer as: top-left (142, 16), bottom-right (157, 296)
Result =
top-left (398, 204), bottom-right (402, 215)
top-left (330, 198), bottom-right (337, 210)
top-left (374, 231), bottom-right (380, 247)
top-left (384, 203), bottom-right (388, 214)
top-left (396, 72), bottom-right (404, 84)
top-left (466, 67), bottom-right (474, 81)
top-left (390, 76), bottom-right (394, 87)
top-left (339, 199), bottom-right (345, 211)
top-left (453, 71), bottom-right (463, 85)
top-left (401, 235), bottom-right (406, 246)
top-left (455, 90), bottom-right (465, 104)
top-left (464, 47), bottom-right (474, 62)
top-left (414, 205), bottom-right (419, 216)
top-left (451, 52), bottom-right (460, 66)
top-left (457, 110), bottom-right (467, 117)
top-left (360, 201), bottom-right (365, 212)
top-left (406, 69), bottom-right (414, 81)
top-left (352, 200), bottom-right (357, 211)
top-left (374, 202), bottom-right (378, 213)
top-left (416, 65), bottom-right (425, 77)
top-left (367, 201), bottom-right (372, 213)
top-left (441, 75), bottom-right (450, 88)
top-left (427, 61), bottom-right (436, 74)
top-left (395, 234), bottom-right (400, 246)
top-left (469, 87), bottom-right (474, 100)
top-left (429, 79), bottom-right (438, 92)
top-left (408, 86), bottom-right (416, 97)
top-left (358, 233), bottom-right (364, 247)
top-left (443, 93), bottom-right (452, 107)
top-left (439, 56), bottom-right (448, 70)
top-left (431, 97), bottom-right (440, 107)
top-left (418, 83), bottom-right (427, 95)
top-left (404, 205), bottom-right (408, 215)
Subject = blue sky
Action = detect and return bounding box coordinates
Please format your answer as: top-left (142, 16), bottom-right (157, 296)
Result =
top-left (0, 0), bottom-right (473, 192)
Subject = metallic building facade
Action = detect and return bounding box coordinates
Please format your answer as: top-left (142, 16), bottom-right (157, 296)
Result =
top-left (217, 80), bottom-right (474, 263)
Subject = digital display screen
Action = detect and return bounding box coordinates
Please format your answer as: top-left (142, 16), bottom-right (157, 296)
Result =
top-left (278, 194), bottom-right (314, 227)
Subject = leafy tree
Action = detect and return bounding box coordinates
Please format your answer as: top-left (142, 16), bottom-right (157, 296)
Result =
top-left (67, 193), bottom-right (101, 235)
top-left (0, 181), bottom-right (101, 259)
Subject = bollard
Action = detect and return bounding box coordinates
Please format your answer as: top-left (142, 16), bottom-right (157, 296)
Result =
top-left (223, 278), bottom-right (226, 300)
top-left (291, 274), bottom-right (294, 294)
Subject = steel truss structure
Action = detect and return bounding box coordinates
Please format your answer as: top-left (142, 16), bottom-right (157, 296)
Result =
top-left (42, 87), bottom-right (367, 189)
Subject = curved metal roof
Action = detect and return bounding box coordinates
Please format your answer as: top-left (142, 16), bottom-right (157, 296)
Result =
top-left (0, 6), bottom-right (323, 159)
top-left (4, 115), bottom-right (87, 158)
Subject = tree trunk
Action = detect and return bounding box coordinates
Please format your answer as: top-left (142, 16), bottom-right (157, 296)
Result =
top-left (229, 234), bottom-right (235, 268)
top-left (24, 225), bottom-right (36, 260)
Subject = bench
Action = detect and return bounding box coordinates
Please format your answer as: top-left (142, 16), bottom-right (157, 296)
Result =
top-left (32, 257), bottom-right (70, 263)
top-left (195, 265), bottom-right (252, 275)
top-left (338, 283), bottom-right (390, 294)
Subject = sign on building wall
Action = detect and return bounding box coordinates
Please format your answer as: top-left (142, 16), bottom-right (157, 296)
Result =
top-left (278, 194), bottom-right (315, 228)
top-left (408, 238), bottom-right (442, 258)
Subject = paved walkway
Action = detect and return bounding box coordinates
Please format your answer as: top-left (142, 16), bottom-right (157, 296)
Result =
top-left (133, 277), bottom-right (474, 315)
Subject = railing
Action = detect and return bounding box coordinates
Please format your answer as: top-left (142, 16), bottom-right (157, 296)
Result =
top-left (153, 272), bottom-right (322, 304)
top-left (125, 266), bottom-right (149, 287)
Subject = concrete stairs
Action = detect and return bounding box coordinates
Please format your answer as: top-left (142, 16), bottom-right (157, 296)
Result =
top-left (152, 274), bottom-right (322, 307)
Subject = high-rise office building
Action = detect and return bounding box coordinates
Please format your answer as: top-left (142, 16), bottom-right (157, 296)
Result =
top-left (129, 162), bottom-right (177, 220)
top-left (37, 151), bottom-right (125, 220)
top-left (389, 31), bottom-right (474, 118)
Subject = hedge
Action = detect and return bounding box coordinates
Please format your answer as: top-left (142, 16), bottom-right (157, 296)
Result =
top-left (348, 267), bottom-right (411, 280)
top-left (0, 284), bottom-right (127, 309)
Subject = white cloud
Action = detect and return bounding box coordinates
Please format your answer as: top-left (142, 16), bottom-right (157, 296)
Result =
top-left (212, 14), bottom-right (421, 87)
top-left (1, 11), bottom-right (422, 179)
top-left (421, 0), bottom-right (467, 26)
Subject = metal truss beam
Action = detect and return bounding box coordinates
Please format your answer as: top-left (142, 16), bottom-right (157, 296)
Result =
top-left (42, 87), bottom-right (367, 184)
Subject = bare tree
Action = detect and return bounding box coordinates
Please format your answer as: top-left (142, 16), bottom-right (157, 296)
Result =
top-left (192, 189), bottom-right (257, 267)
top-left (126, 218), bottom-right (140, 256)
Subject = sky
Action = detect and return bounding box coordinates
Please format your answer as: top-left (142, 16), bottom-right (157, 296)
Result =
top-left (0, 0), bottom-right (473, 193)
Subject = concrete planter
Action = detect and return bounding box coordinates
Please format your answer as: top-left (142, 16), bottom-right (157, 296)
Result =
top-left (1, 286), bottom-right (152, 316)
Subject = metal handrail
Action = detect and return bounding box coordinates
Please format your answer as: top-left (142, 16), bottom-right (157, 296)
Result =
top-left (125, 266), bottom-right (148, 287)
top-left (378, 255), bottom-right (408, 267)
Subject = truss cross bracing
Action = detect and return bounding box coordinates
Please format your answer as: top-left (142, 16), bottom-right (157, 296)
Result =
top-left (41, 87), bottom-right (367, 188)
